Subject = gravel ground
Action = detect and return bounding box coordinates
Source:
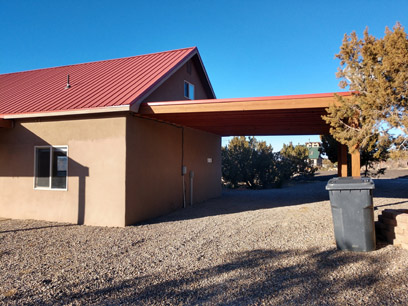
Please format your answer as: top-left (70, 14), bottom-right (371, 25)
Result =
top-left (1, 171), bottom-right (408, 305)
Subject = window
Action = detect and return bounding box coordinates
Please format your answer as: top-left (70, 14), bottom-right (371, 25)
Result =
top-left (184, 81), bottom-right (195, 100)
top-left (34, 146), bottom-right (68, 190)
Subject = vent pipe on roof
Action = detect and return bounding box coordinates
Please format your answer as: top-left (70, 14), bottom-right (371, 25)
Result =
top-left (65, 74), bottom-right (71, 89)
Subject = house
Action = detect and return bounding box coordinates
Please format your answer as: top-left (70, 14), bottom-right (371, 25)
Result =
top-left (0, 47), bottom-right (364, 227)
top-left (305, 142), bottom-right (323, 167)
top-left (0, 47), bottom-right (222, 227)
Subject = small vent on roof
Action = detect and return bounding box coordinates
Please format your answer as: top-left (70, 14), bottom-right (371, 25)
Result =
top-left (65, 74), bottom-right (71, 89)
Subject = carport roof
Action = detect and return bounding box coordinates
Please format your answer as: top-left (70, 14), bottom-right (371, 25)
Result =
top-left (0, 46), bottom-right (352, 137)
top-left (138, 92), bottom-right (351, 136)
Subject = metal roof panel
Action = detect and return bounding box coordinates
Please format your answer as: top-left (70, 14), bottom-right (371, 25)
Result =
top-left (0, 47), bottom-right (197, 117)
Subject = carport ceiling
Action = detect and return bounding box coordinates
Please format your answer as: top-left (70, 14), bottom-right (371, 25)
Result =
top-left (138, 92), bottom-right (351, 136)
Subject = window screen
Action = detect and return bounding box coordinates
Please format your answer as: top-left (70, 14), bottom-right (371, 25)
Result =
top-left (51, 148), bottom-right (67, 189)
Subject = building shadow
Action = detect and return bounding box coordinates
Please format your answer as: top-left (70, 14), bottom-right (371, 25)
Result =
top-left (0, 126), bottom-right (89, 225)
top-left (10, 247), bottom-right (406, 305)
top-left (141, 175), bottom-right (408, 225)
top-left (0, 224), bottom-right (76, 234)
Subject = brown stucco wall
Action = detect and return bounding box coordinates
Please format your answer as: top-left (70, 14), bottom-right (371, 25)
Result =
top-left (125, 115), bottom-right (183, 225)
top-left (125, 115), bottom-right (221, 225)
top-left (0, 113), bottom-right (220, 227)
top-left (0, 114), bottom-right (127, 227)
top-left (183, 127), bottom-right (222, 206)
top-left (142, 58), bottom-right (212, 102)
top-left (0, 56), bottom-right (219, 227)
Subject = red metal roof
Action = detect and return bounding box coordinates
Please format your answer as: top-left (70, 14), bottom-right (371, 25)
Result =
top-left (0, 47), bottom-right (199, 118)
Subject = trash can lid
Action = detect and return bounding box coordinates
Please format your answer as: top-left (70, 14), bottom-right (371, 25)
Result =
top-left (326, 177), bottom-right (375, 190)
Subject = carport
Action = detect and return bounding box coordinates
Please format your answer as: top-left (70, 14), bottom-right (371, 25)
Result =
top-left (138, 92), bottom-right (359, 177)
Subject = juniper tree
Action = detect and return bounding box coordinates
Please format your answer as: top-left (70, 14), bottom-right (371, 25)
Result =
top-left (221, 137), bottom-right (315, 189)
top-left (320, 134), bottom-right (389, 177)
top-left (280, 142), bottom-right (316, 177)
top-left (323, 23), bottom-right (408, 155)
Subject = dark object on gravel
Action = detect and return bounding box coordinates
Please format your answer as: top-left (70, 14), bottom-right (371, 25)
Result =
top-left (326, 177), bottom-right (376, 252)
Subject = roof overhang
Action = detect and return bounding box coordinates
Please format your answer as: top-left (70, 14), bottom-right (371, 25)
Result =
top-left (2, 105), bottom-right (129, 120)
top-left (0, 118), bottom-right (13, 128)
top-left (1, 92), bottom-right (351, 135)
top-left (138, 92), bottom-right (351, 136)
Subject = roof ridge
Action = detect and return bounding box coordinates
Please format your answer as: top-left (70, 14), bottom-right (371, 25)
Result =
top-left (0, 46), bottom-right (205, 117)
top-left (0, 47), bottom-right (197, 76)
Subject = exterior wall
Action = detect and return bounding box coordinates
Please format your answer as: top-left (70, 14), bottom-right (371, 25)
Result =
top-left (183, 127), bottom-right (222, 206)
top-left (0, 113), bottom-right (221, 227)
top-left (0, 114), bottom-right (127, 227)
top-left (0, 56), bottom-right (218, 227)
top-left (125, 115), bottom-right (221, 225)
top-left (142, 59), bottom-right (213, 102)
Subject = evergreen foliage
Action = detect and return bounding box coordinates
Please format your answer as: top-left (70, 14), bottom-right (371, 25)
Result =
top-left (280, 142), bottom-right (317, 177)
top-left (222, 137), bottom-right (316, 189)
top-left (319, 135), bottom-right (339, 164)
top-left (319, 134), bottom-right (389, 177)
top-left (323, 23), bottom-right (408, 154)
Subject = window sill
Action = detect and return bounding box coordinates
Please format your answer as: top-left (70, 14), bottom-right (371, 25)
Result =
top-left (34, 187), bottom-right (68, 191)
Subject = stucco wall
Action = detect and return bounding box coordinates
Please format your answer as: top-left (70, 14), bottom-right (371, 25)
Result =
top-left (125, 115), bottom-right (221, 225)
top-left (0, 115), bottom-right (127, 227)
top-left (183, 127), bottom-right (222, 205)
top-left (142, 58), bottom-right (212, 102)
top-left (0, 56), bottom-right (219, 227)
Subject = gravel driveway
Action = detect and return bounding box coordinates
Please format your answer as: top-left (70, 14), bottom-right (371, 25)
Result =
top-left (1, 172), bottom-right (408, 305)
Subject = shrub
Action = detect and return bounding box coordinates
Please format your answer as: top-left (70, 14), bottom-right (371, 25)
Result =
top-left (222, 137), bottom-right (316, 189)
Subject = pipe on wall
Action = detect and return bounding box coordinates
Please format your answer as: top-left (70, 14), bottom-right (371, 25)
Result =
top-left (182, 165), bottom-right (187, 208)
top-left (189, 170), bottom-right (194, 206)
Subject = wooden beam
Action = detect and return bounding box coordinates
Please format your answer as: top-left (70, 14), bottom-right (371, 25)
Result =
top-left (351, 146), bottom-right (361, 178)
top-left (139, 93), bottom-right (351, 115)
top-left (199, 127), bottom-right (330, 136)
top-left (138, 114), bottom-right (330, 136)
top-left (338, 143), bottom-right (348, 177)
top-left (137, 93), bottom-right (352, 137)
top-left (139, 107), bottom-right (331, 136)
top-left (147, 108), bottom-right (328, 120)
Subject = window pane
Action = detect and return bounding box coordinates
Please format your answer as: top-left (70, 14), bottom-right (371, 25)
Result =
top-left (35, 148), bottom-right (50, 188)
top-left (184, 82), bottom-right (195, 99)
top-left (51, 148), bottom-right (67, 189)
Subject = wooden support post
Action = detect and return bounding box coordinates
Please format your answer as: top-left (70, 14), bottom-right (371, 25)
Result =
top-left (338, 143), bottom-right (348, 177)
top-left (347, 114), bottom-right (361, 178)
top-left (351, 146), bottom-right (361, 178)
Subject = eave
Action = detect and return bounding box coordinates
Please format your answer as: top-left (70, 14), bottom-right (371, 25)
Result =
top-left (138, 92), bottom-right (351, 136)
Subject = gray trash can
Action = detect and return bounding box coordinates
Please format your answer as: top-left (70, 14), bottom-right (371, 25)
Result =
top-left (326, 177), bottom-right (376, 252)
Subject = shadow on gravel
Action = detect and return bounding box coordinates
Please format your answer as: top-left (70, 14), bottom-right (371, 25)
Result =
top-left (372, 178), bottom-right (408, 199)
top-left (142, 183), bottom-right (329, 225)
top-left (142, 177), bottom-right (408, 225)
top-left (375, 200), bottom-right (408, 209)
top-left (0, 224), bottom-right (76, 234)
top-left (11, 248), bottom-right (406, 305)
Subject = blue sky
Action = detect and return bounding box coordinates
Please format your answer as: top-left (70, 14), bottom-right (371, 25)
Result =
top-left (1, 0), bottom-right (407, 150)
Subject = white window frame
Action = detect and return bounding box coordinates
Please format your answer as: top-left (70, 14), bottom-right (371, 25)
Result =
top-left (184, 81), bottom-right (195, 100)
top-left (34, 145), bottom-right (68, 191)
